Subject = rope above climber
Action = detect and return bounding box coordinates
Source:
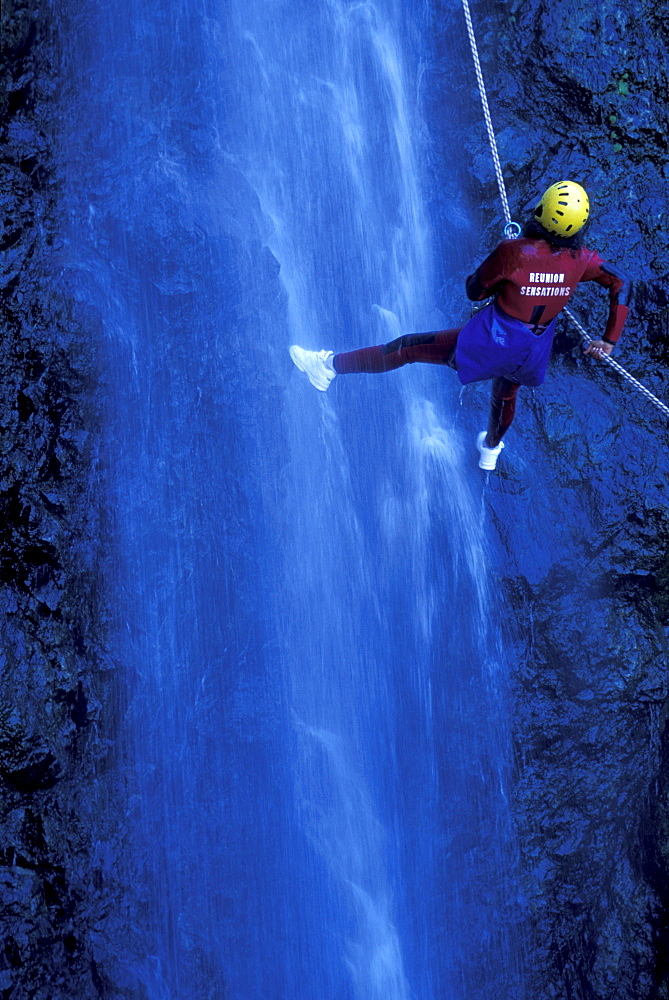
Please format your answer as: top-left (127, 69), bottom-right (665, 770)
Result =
top-left (289, 180), bottom-right (629, 472)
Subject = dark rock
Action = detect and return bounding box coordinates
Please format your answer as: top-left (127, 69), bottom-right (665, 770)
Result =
top-left (0, 2), bottom-right (122, 997)
top-left (433, 0), bottom-right (669, 996)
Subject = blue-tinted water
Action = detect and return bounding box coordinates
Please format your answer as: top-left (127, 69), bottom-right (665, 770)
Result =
top-left (57, 1), bottom-right (526, 997)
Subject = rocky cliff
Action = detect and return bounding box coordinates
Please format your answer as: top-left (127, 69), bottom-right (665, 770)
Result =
top-left (0, 4), bottom-right (121, 997)
top-left (431, 0), bottom-right (669, 996)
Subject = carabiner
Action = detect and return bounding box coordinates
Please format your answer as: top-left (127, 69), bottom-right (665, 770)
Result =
top-left (503, 220), bottom-right (522, 240)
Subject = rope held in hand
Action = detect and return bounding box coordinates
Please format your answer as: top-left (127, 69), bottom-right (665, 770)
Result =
top-left (564, 308), bottom-right (669, 419)
top-left (460, 0), bottom-right (669, 421)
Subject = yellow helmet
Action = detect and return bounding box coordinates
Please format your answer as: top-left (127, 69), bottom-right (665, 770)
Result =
top-left (534, 181), bottom-right (590, 237)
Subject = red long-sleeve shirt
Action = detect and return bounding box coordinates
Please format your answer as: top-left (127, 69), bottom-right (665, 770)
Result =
top-left (466, 238), bottom-right (629, 344)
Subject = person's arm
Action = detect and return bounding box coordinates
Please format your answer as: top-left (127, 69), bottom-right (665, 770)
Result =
top-left (580, 253), bottom-right (630, 356)
top-left (465, 244), bottom-right (507, 301)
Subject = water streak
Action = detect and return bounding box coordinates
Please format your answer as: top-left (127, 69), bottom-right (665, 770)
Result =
top-left (54, 0), bottom-right (526, 996)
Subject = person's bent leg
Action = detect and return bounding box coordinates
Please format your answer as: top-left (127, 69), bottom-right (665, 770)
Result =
top-left (333, 328), bottom-right (461, 375)
top-left (487, 377), bottom-right (520, 447)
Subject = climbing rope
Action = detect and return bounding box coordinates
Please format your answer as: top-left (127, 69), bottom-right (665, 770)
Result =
top-left (460, 0), bottom-right (520, 240)
top-left (564, 308), bottom-right (669, 418)
top-left (461, 0), bottom-right (669, 421)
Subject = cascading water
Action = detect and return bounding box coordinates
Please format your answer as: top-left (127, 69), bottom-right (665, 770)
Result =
top-left (56, 0), bottom-right (527, 997)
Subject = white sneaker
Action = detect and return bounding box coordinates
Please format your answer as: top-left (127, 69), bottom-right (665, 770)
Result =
top-left (289, 345), bottom-right (336, 391)
top-left (477, 431), bottom-right (504, 471)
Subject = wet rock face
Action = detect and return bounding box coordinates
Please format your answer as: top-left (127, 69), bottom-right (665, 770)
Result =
top-left (1, 3), bottom-right (116, 998)
top-left (435, 0), bottom-right (669, 996)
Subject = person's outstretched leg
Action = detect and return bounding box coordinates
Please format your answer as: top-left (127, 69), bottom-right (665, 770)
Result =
top-left (290, 329), bottom-right (461, 390)
top-left (332, 328), bottom-right (461, 374)
top-left (487, 377), bottom-right (520, 447)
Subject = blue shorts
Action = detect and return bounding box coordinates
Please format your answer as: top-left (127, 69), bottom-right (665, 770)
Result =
top-left (455, 302), bottom-right (557, 387)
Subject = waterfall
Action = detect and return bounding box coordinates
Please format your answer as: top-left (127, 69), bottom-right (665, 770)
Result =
top-left (55, 0), bottom-right (526, 997)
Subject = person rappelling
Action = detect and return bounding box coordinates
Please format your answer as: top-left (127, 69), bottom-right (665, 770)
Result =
top-left (289, 181), bottom-right (629, 470)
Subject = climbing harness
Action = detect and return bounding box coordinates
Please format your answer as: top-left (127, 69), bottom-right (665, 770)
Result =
top-left (460, 0), bottom-right (669, 421)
